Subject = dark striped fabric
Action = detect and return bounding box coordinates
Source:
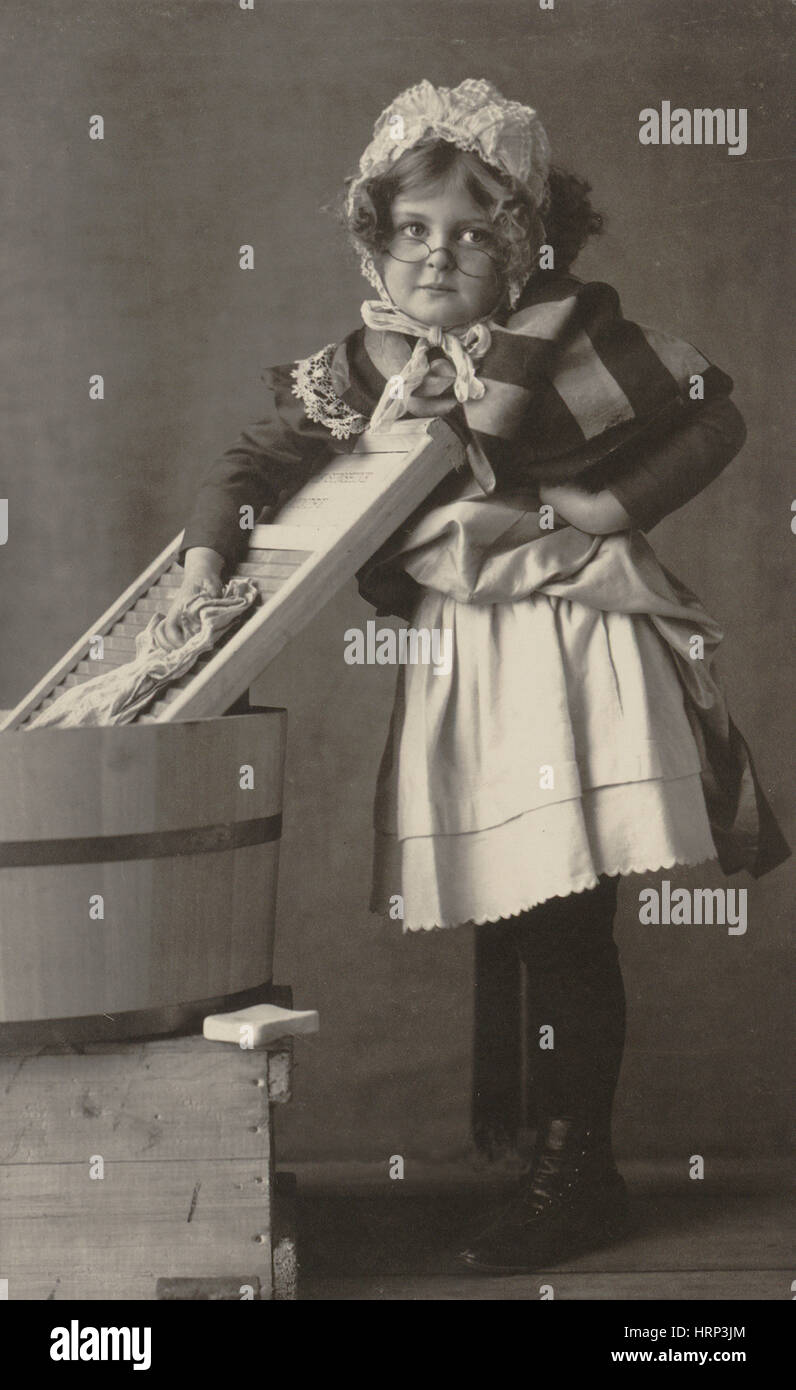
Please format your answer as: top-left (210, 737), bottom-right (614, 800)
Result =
top-left (385, 275), bottom-right (733, 485)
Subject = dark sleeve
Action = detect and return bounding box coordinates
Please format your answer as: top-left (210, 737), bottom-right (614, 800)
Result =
top-left (595, 396), bottom-right (747, 531)
top-left (178, 364), bottom-right (337, 569)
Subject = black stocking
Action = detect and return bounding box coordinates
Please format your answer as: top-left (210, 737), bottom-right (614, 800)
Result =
top-left (505, 875), bottom-right (626, 1149)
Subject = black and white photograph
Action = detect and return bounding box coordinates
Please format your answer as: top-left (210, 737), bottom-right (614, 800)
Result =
top-left (0, 0), bottom-right (792, 1349)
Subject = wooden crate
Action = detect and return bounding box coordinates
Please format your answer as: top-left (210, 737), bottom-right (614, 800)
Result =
top-left (0, 1033), bottom-right (297, 1301)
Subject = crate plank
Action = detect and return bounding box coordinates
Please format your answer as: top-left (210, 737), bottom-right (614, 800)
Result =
top-left (0, 1157), bottom-right (272, 1300)
top-left (0, 1044), bottom-right (274, 1163)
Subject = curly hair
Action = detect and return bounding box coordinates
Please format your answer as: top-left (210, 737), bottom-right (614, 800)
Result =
top-left (540, 165), bottom-right (604, 275)
top-left (331, 138), bottom-right (603, 292)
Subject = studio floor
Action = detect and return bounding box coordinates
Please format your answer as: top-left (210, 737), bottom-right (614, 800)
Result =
top-left (289, 1157), bottom-right (792, 1301)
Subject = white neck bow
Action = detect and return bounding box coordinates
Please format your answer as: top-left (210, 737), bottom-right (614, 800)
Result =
top-left (360, 299), bottom-right (498, 494)
top-left (360, 299), bottom-right (495, 429)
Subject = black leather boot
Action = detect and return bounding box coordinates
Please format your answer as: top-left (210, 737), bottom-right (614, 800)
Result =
top-left (456, 1115), bottom-right (629, 1274)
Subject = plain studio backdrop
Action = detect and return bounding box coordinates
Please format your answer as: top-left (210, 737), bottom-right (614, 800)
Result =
top-left (2, 0), bottom-right (792, 1163)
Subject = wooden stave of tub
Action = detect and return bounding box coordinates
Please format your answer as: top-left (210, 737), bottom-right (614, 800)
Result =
top-left (0, 707), bottom-right (286, 1043)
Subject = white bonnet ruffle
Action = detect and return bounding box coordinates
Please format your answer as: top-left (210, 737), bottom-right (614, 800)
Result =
top-left (345, 78), bottom-right (551, 306)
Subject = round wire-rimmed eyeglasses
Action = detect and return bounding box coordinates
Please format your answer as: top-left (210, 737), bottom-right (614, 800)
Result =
top-left (384, 229), bottom-right (509, 279)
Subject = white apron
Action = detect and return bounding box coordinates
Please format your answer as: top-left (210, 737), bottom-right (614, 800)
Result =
top-left (367, 480), bottom-right (720, 932)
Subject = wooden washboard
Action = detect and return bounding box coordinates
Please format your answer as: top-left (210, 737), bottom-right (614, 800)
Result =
top-left (1, 417), bottom-right (463, 731)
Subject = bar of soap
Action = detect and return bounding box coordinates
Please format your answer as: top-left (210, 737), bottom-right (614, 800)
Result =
top-left (203, 1002), bottom-right (319, 1046)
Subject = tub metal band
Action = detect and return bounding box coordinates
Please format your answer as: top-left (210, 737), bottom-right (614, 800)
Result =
top-left (0, 979), bottom-right (291, 1049)
top-left (0, 813), bottom-right (283, 867)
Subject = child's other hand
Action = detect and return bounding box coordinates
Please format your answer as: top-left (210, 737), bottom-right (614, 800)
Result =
top-left (162, 548), bottom-right (225, 646)
top-left (539, 483), bottom-right (632, 535)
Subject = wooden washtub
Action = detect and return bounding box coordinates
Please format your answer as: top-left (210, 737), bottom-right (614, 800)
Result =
top-left (0, 708), bottom-right (286, 1041)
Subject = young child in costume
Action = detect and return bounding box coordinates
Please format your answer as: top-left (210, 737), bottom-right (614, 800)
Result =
top-left (170, 80), bottom-right (789, 1273)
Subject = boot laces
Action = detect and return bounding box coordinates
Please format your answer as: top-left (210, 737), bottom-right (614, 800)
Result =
top-left (522, 1137), bottom-right (590, 1213)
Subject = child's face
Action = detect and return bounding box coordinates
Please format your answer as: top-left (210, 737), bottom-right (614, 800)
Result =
top-left (378, 180), bottom-right (505, 328)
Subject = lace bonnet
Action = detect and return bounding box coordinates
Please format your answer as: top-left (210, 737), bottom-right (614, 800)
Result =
top-left (345, 78), bottom-right (551, 308)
